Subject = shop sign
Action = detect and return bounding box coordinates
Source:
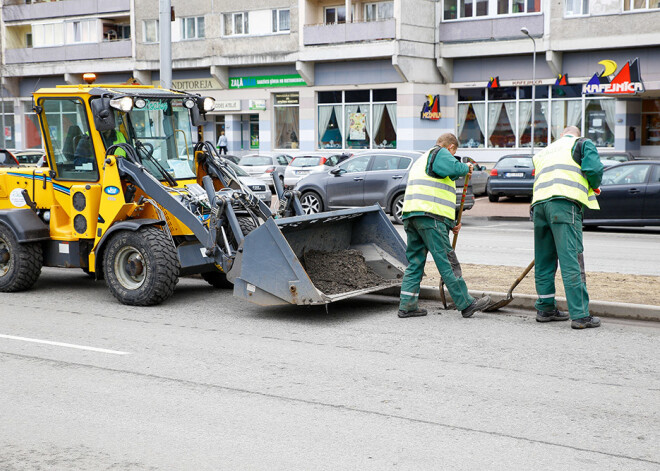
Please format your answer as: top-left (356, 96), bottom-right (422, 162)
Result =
top-left (274, 93), bottom-right (299, 105)
top-left (421, 95), bottom-right (441, 121)
top-left (153, 78), bottom-right (221, 91)
top-left (249, 99), bottom-right (267, 111)
top-left (214, 100), bottom-right (241, 112)
top-left (583, 58), bottom-right (645, 95)
top-left (555, 74), bottom-right (569, 86)
top-left (229, 74), bottom-right (306, 89)
top-left (487, 76), bottom-right (500, 88)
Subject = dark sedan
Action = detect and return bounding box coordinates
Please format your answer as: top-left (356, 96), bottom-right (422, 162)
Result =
top-left (486, 154), bottom-right (534, 202)
top-left (296, 151), bottom-right (474, 224)
top-left (583, 161), bottom-right (660, 227)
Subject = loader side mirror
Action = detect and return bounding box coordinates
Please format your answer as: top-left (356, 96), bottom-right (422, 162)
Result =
top-left (190, 105), bottom-right (204, 127)
top-left (91, 98), bottom-right (116, 131)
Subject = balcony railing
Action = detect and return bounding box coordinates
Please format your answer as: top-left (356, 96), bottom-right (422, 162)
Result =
top-left (438, 15), bottom-right (543, 43)
top-left (3, 0), bottom-right (130, 22)
top-left (303, 19), bottom-right (396, 46)
top-left (5, 40), bottom-right (132, 64)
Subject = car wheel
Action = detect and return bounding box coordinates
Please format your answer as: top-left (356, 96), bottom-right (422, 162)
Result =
top-left (391, 194), bottom-right (405, 225)
top-left (488, 191), bottom-right (499, 203)
top-left (300, 192), bottom-right (323, 214)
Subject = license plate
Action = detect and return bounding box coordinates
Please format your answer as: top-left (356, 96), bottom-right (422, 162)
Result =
top-left (257, 194), bottom-right (267, 200)
top-left (505, 172), bottom-right (524, 178)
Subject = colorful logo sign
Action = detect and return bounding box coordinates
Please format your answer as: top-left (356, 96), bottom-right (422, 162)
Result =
top-left (104, 186), bottom-right (120, 195)
top-left (487, 77), bottom-right (500, 88)
top-left (421, 95), bottom-right (441, 121)
top-left (555, 74), bottom-right (569, 86)
top-left (229, 74), bottom-right (306, 89)
top-left (583, 59), bottom-right (644, 95)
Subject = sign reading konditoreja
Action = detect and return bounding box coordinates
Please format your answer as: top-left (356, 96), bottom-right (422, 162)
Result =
top-left (229, 74), bottom-right (306, 89)
top-left (152, 78), bottom-right (222, 91)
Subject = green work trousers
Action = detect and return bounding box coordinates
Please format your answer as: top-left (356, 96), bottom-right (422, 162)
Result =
top-left (399, 216), bottom-right (474, 312)
top-left (533, 198), bottom-right (590, 320)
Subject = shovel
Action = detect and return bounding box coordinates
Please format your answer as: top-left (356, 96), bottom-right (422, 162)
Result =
top-left (482, 259), bottom-right (535, 312)
top-left (439, 172), bottom-right (471, 309)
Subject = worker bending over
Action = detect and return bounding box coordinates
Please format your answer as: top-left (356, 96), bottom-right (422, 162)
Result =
top-left (398, 133), bottom-right (490, 319)
top-left (532, 125), bottom-right (604, 329)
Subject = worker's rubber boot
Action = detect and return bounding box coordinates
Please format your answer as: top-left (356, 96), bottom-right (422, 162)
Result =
top-left (571, 316), bottom-right (601, 329)
top-left (398, 308), bottom-right (428, 318)
top-left (536, 309), bottom-right (570, 322)
top-left (461, 295), bottom-right (491, 318)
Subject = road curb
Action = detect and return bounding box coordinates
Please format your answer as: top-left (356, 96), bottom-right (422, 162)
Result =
top-left (378, 286), bottom-right (660, 322)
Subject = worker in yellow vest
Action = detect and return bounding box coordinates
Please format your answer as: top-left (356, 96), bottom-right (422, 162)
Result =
top-left (398, 133), bottom-right (491, 319)
top-left (532, 125), bottom-right (604, 329)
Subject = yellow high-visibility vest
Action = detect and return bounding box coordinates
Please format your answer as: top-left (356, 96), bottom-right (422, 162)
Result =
top-left (402, 150), bottom-right (456, 219)
top-left (532, 136), bottom-right (599, 210)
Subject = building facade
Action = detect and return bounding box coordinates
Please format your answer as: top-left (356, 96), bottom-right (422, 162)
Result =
top-left (1, 0), bottom-right (659, 161)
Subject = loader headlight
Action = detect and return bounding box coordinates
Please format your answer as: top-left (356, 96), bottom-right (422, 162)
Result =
top-left (202, 97), bottom-right (215, 112)
top-left (134, 98), bottom-right (147, 109)
top-left (183, 97), bottom-right (196, 109)
top-left (110, 96), bottom-right (134, 112)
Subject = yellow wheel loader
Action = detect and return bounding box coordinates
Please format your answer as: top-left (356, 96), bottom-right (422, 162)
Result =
top-left (0, 83), bottom-right (408, 306)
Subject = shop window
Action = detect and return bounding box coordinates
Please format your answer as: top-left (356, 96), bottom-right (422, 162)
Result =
top-left (319, 91), bottom-right (342, 104)
top-left (642, 99), bottom-right (660, 146)
top-left (519, 102), bottom-right (549, 149)
top-left (488, 87), bottom-right (516, 100)
top-left (143, 20), bottom-right (159, 43)
top-left (489, 102), bottom-right (516, 148)
top-left (457, 103), bottom-right (485, 148)
top-left (373, 104), bottom-right (397, 149)
top-left (272, 9), bottom-right (290, 32)
top-left (458, 88), bottom-right (485, 102)
top-left (0, 102), bottom-right (16, 150)
top-left (519, 85), bottom-right (549, 100)
top-left (274, 93), bottom-right (299, 149)
top-left (346, 90), bottom-right (370, 103)
top-left (565, 0), bottom-right (589, 16)
top-left (23, 102), bottom-right (42, 150)
top-left (346, 105), bottom-right (370, 149)
top-left (364, 2), bottom-right (394, 21)
top-left (585, 100), bottom-right (615, 147)
top-left (444, 0), bottom-right (489, 20)
top-left (319, 105), bottom-right (343, 149)
top-left (623, 0), bottom-right (660, 10)
top-left (250, 116), bottom-right (259, 150)
top-left (548, 99), bottom-right (583, 142)
top-left (551, 84), bottom-right (582, 98)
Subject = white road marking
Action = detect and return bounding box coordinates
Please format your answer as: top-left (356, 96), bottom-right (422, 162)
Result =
top-left (0, 334), bottom-right (130, 355)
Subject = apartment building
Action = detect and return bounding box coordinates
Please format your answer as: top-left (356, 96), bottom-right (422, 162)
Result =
top-left (1, 0), bottom-right (659, 160)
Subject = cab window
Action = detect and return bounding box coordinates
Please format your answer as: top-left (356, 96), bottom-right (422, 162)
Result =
top-left (40, 97), bottom-right (99, 181)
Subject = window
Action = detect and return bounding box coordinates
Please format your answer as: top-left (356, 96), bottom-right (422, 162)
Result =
top-left (23, 102), bottom-right (42, 150)
top-left (318, 89), bottom-right (397, 150)
top-left (623, 0), bottom-right (660, 10)
top-left (40, 98), bottom-right (99, 181)
top-left (364, 2), bottom-right (394, 21)
top-left (602, 164), bottom-right (650, 186)
top-left (26, 33), bottom-right (33, 47)
top-left (497, 0), bottom-right (540, 14)
top-left (325, 6), bottom-right (348, 24)
top-left (457, 86), bottom-right (614, 149)
top-left (444, 0), bottom-right (489, 19)
top-left (339, 155), bottom-right (370, 173)
top-left (642, 99), bottom-right (660, 146)
top-left (104, 23), bottom-right (131, 41)
top-left (143, 19), bottom-right (159, 43)
top-left (180, 17), bottom-right (205, 40)
top-left (32, 22), bottom-right (65, 47)
top-left (565, 0), bottom-right (588, 15)
top-left (0, 101), bottom-right (16, 149)
top-left (272, 9), bottom-right (290, 32)
top-left (224, 12), bottom-right (249, 36)
top-left (66, 20), bottom-right (98, 44)
top-left (274, 93), bottom-right (299, 149)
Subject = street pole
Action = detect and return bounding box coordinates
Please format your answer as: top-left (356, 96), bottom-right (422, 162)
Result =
top-left (159, 0), bottom-right (172, 89)
top-left (521, 27), bottom-right (536, 156)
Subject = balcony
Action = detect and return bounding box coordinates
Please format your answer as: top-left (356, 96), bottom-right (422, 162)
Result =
top-left (439, 14), bottom-right (543, 43)
top-left (303, 19), bottom-right (396, 46)
top-left (5, 40), bottom-right (132, 64)
top-left (2, 0), bottom-right (130, 22)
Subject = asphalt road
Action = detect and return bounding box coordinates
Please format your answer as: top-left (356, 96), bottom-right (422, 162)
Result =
top-left (394, 212), bottom-right (660, 276)
top-left (1, 270), bottom-right (659, 470)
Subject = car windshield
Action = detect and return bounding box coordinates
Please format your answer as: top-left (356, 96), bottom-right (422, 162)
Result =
top-left (291, 157), bottom-right (323, 167)
top-left (224, 160), bottom-right (249, 177)
top-left (601, 154), bottom-right (628, 163)
top-left (496, 157), bottom-right (533, 168)
top-left (240, 156), bottom-right (273, 166)
top-left (113, 98), bottom-right (197, 181)
top-left (16, 152), bottom-right (43, 164)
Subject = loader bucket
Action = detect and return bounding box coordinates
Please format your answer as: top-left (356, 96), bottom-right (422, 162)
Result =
top-left (227, 205), bottom-right (407, 306)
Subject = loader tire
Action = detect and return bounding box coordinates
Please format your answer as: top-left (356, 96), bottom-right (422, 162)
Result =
top-left (203, 216), bottom-right (257, 289)
top-left (0, 224), bottom-right (43, 292)
top-left (103, 226), bottom-right (179, 306)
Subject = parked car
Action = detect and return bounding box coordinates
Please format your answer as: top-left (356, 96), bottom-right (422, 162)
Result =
top-left (0, 149), bottom-right (20, 166)
top-left (13, 149), bottom-right (46, 167)
top-left (238, 153), bottom-right (293, 188)
top-left (486, 154), bottom-right (534, 202)
top-left (222, 154), bottom-right (241, 164)
top-left (583, 161), bottom-right (660, 228)
top-left (225, 160), bottom-right (272, 205)
top-left (456, 155), bottom-right (489, 196)
top-left (598, 151), bottom-right (635, 164)
top-left (283, 153), bottom-right (351, 188)
top-left (296, 151), bottom-right (474, 224)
